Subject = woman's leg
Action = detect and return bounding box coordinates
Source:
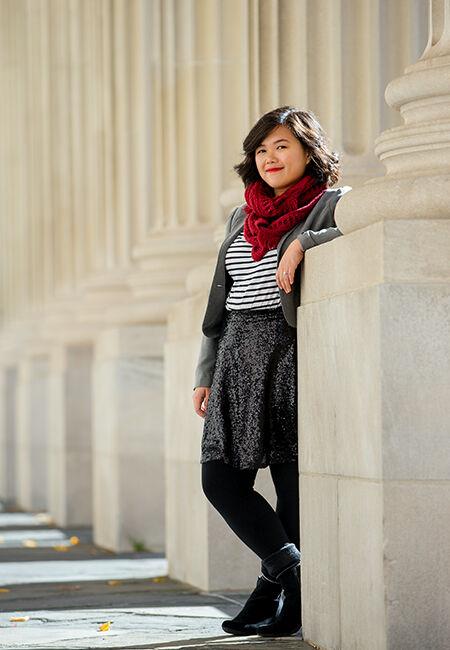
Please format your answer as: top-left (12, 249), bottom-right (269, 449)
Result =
top-left (269, 461), bottom-right (300, 550)
top-left (201, 459), bottom-right (290, 559)
top-left (253, 463), bottom-right (301, 637)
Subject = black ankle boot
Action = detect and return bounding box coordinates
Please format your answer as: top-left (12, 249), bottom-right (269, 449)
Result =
top-left (255, 542), bottom-right (302, 638)
top-left (221, 573), bottom-right (282, 636)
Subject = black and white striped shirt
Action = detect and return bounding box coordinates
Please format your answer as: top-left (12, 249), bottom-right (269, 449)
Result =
top-left (225, 231), bottom-right (281, 311)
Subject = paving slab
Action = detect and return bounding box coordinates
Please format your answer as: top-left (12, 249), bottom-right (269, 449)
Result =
top-left (0, 513), bottom-right (52, 527)
top-left (0, 605), bottom-right (228, 649)
top-left (0, 528), bottom-right (72, 548)
top-left (0, 558), bottom-right (169, 585)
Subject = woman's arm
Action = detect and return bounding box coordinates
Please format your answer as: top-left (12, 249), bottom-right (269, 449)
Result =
top-left (192, 205), bottom-right (239, 391)
top-left (193, 334), bottom-right (219, 390)
top-left (297, 224), bottom-right (342, 252)
top-left (296, 186), bottom-right (351, 252)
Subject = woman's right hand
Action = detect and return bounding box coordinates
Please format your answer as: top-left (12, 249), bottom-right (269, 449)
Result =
top-left (193, 386), bottom-right (211, 418)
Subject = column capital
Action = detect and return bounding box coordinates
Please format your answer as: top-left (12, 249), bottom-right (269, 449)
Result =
top-left (336, 0), bottom-right (450, 234)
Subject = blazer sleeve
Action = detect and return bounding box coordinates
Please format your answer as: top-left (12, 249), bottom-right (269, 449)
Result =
top-left (297, 224), bottom-right (342, 251)
top-left (193, 334), bottom-right (220, 390)
top-left (193, 206), bottom-right (238, 391)
top-left (296, 186), bottom-right (351, 252)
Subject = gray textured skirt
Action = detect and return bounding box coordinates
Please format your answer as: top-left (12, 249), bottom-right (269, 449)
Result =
top-left (200, 305), bottom-right (298, 470)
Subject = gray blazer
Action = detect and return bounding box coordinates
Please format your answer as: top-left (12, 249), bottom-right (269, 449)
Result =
top-left (193, 185), bottom-right (352, 390)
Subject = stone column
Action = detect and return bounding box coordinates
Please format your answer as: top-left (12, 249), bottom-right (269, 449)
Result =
top-left (16, 353), bottom-right (50, 511)
top-left (0, 365), bottom-right (18, 505)
top-left (299, 2), bottom-right (450, 649)
top-left (0, 368), bottom-right (7, 500)
top-left (47, 343), bottom-right (93, 526)
top-left (92, 325), bottom-right (166, 552)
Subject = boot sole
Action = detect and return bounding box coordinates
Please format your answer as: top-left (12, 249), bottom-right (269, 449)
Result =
top-left (257, 624), bottom-right (302, 638)
top-left (222, 616), bottom-right (278, 636)
top-left (221, 623), bottom-right (260, 636)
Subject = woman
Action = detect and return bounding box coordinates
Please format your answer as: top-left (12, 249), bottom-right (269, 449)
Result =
top-left (192, 106), bottom-right (351, 638)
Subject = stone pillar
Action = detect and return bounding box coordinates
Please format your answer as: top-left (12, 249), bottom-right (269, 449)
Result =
top-left (299, 2), bottom-right (450, 648)
top-left (0, 365), bottom-right (18, 504)
top-left (92, 325), bottom-right (166, 552)
top-left (15, 354), bottom-right (50, 511)
top-left (47, 343), bottom-right (93, 526)
top-left (0, 368), bottom-right (6, 500)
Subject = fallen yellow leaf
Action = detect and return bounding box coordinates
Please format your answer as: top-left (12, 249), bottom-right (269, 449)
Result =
top-left (52, 545), bottom-right (69, 552)
top-left (70, 536), bottom-right (79, 545)
top-left (10, 616), bottom-right (30, 622)
top-left (23, 540), bottom-right (38, 548)
top-left (107, 580), bottom-right (121, 586)
top-left (0, 588), bottom-right (10, 593)
top-left (98, 621), bottom-right (112, 632)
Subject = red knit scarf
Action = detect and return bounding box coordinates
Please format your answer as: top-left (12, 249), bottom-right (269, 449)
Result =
top-left (243, 173), bottom-right (327, 261)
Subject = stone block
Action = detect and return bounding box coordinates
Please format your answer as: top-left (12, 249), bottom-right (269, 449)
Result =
top-left (339, 478), bottom-right (385, 650)
top-left (93, 325), bottom-right (165, 553)
top-left (300, 474), bottom-right (340, 650)
top-left (48, 344), bottom-right (93, 526)
top-left (383, 481), bottom-right (450, 649)
top-left (298, 285), bottom-right (382, 480)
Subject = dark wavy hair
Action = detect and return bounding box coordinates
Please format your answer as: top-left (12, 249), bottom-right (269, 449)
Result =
top-left (233, 106), bottom-right (340, 189)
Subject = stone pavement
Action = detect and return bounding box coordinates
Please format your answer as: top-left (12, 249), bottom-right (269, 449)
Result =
top-left (0, 501), bottom-right (312, 650)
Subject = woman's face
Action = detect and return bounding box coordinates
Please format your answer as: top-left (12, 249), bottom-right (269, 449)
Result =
top-left (254, 125), bottom-right (310, 196)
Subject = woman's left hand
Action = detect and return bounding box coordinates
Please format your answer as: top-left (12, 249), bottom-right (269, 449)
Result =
top-left (276, 239), bottom-right (304, 294)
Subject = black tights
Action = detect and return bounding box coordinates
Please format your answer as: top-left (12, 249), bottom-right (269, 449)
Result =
top-left (201, 459), bottom-right (300, 560)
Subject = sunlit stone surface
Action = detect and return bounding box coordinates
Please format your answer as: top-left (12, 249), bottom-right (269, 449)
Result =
top-left (0, 558), bottom-right (168, 586)
top-left (0, 606), bottom-right (228, 649)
